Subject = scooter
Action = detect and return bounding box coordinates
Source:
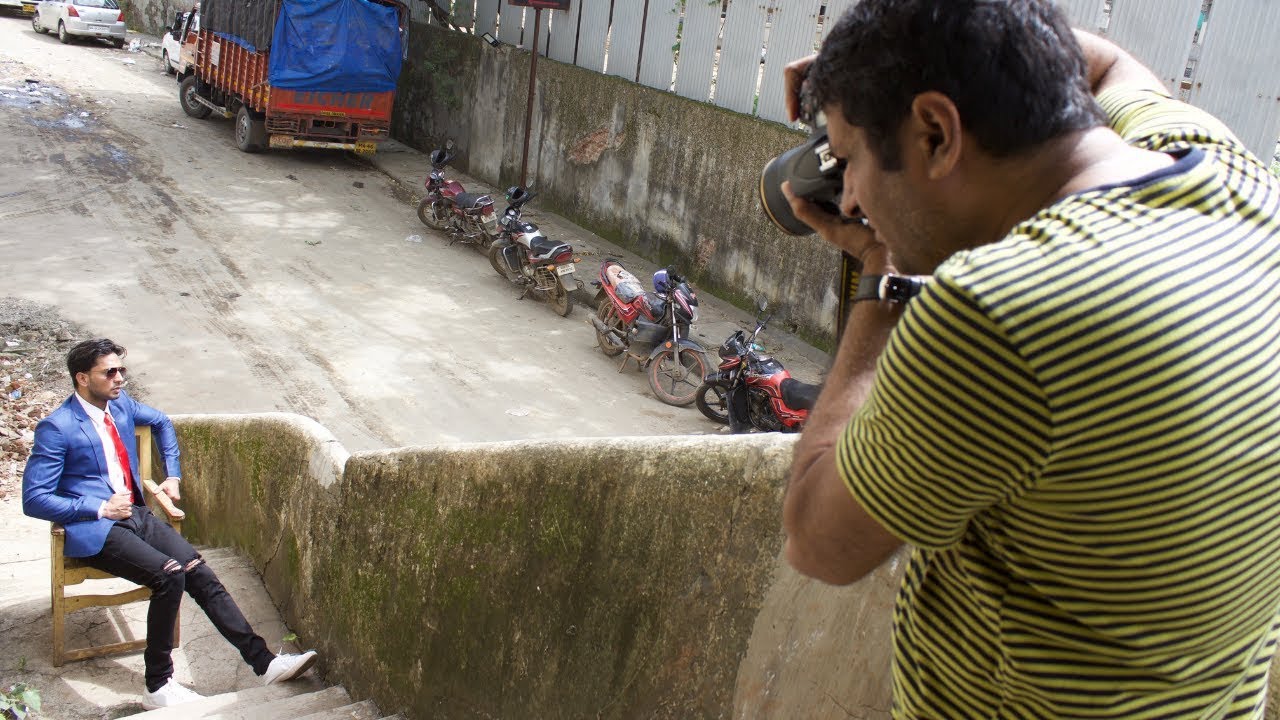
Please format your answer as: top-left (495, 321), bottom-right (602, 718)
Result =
top-left (590, 260), bottom-right (709, 406)
top-left (695, 300), bottom-right (821, 432)
top-left (417, 148), bottom-right (499, 253)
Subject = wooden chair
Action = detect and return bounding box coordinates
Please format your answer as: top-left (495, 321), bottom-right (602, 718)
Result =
top-left (50, 425), bottom-right (186, 666)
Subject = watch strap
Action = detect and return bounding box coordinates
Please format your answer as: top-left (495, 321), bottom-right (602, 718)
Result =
top-left (853, 274), bottom-right (883, 303)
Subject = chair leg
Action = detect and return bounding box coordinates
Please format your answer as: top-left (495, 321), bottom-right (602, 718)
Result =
top-left (51, 537), bottom-right (66, 667)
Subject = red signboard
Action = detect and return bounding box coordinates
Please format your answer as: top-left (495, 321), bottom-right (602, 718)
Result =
top-left (508, 0), bottom-right (570, 9)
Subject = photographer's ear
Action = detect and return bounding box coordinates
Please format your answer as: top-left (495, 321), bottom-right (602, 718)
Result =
top-left (906, 91), bottom-right (963, 180)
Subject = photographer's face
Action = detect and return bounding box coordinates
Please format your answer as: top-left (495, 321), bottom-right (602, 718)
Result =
top-left (825, 105), bottom-right (946, 275)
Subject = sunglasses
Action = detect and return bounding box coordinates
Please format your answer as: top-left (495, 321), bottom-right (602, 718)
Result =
top-left (101, 366), bottom-right (128, 379)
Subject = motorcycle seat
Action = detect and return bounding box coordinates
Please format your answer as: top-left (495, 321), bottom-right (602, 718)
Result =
top-left (455, 192), bottom-right (491, 210)
top-left (780, 378), bottom-right (822, 412)
top-left (527, 235), bottom-right (563, 258)
top-left (605, 264), bottom-right (645, 302)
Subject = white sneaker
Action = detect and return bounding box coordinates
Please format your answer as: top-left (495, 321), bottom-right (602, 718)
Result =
top-left (263, 650), bottom-right (318, 685)
top-left (141, 678), bottom-right (204, 709)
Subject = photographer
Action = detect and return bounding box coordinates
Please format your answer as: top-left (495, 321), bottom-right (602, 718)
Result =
top-left (780, 1), bottom-right (1280, 717)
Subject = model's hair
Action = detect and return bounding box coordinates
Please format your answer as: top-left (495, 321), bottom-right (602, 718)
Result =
top-left (808, 0), bottom-right (1107, 170)
top-left (67, 338), bottom-right (126, 386)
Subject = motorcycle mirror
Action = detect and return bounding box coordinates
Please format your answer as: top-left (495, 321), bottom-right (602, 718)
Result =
top-left (445, 138), bottom-right (455, 151)
top-left (756, 297), bottom-right (768, 314)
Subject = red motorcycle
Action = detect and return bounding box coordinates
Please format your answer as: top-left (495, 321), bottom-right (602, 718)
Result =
top-left (416, 148), bottom-right (498, 253)
top-left (590, 260), bottom-right (709, 406)
top-left (695, 301), bottom-right (820, 432)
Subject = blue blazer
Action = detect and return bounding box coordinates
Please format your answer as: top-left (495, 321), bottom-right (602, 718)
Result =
top-left (22, 390), bottom-right (181, 558)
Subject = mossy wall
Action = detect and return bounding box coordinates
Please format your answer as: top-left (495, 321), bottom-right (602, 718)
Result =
top-left (169, 413), bottom-right (903, 718)
top-left (392, 23), bottom-right (847, 350)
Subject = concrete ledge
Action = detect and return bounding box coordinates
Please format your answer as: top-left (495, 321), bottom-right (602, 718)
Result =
top-left (169, 413), bottom-right (900, 717)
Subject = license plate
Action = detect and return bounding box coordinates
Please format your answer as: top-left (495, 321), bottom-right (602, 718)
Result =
top-left (89, 24), bottom-right (108, 30)
top-left (555, 263), bottom-right (575, 276)
top-left (353, 141), bottom-right (377, 155)
top-left (21, 3), bottom-right (35, 13)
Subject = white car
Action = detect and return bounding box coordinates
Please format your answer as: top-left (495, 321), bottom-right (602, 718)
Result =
top-left (160, 10), bottom-right (186, 74)
top-left (31, 0), bottom-right (126, 48)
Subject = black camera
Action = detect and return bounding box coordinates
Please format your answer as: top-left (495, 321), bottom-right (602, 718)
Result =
top-left (759, 112), bottom-right (844, 236)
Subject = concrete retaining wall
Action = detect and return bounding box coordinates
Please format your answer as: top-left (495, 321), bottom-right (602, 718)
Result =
top-left (170, 413), bottom-right (899, 718)
top-left (121, 0), bottom-right (189, 38)
top-left (392, 24), bottom-right (846, 350)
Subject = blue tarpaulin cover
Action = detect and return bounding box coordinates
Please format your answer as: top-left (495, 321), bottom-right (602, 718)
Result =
top-left (267, 0), bottom-right (402, 93)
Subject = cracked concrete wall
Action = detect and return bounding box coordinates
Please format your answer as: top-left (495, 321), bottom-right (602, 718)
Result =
top-left (120, 0), bottom-right (191, 38)
top-left (168, 413), bottom-right (900, 718)
top-left (392, 23), bottom-right (847, 351)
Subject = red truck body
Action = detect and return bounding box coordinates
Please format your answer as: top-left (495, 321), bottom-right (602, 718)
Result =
top-left (179, 0), bottom-right (404, 154)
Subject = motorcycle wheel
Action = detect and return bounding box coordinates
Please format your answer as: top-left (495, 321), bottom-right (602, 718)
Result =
top-left (487, 243), bottom-right (510, 279)
top-left (695, 383), bottom-right (730, 424)
top-left (549, 283), bottom-right (572, 317)
top-left (595, 300), bottom-right (625, 357)
top-left (648, 348), bottom-right (709, 407)
top-left (417, 197), bottom-right (449, 230)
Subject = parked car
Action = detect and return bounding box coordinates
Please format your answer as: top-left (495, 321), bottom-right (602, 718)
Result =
top-left (31, 0), bottom-right (126, 48)
top-left (0, 0), bottom-right (38, 17)
top-left (160, 10), bottom-right (190, 74)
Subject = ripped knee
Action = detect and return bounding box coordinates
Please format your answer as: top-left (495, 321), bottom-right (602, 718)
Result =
top-left (162, 559), bottom-right (183, 575)
top-left (183, 558), bottom-right (203, 572)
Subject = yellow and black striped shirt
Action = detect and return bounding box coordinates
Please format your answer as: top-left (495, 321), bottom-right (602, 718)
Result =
top-left (840, 87), bottom-right (1280, 719)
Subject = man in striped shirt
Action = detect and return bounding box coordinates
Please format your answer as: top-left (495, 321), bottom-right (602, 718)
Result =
top-left (781, 1), bottom-right (1280, 717)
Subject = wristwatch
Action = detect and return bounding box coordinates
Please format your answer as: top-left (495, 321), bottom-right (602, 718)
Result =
top-left (852, 274), bottom-right (928, 304)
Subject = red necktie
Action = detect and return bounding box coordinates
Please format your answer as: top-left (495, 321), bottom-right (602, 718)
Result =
top-left (103, 412), bottom-right (136, 502)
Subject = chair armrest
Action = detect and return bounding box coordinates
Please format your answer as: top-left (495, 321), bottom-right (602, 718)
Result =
top-left (143, 479), bottom-right (186, 521)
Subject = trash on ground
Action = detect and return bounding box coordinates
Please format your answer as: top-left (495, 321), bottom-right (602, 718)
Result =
top-left (406, 235), bottom-right (422, 243)
top-left (505, 408), bottom-right (530, 417)
top-left (171, 123), bottom-right (188, 129)
top-left (305, 240), bottom-right (321, 246)
top-left (79, 111), bottom-right (89, 118)
top-left (128, 39), bottom-right (141, 52)
top-left (121, 58), bottom-right (136, 65)
top-left (352, 181), bottom-right (364, 189)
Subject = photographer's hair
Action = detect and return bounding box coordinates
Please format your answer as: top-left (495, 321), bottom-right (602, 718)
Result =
top-left (808, 0), bottom-right (1106, 170)
top-left (67, 338), bottom-right (126, 387)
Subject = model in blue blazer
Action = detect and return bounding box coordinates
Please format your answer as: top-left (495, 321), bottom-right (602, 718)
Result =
top-left (22, 390), bottom-right (181, 558)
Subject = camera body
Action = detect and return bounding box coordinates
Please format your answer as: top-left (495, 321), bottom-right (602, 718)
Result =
top-left (759, 113), bottom-right (844, 236)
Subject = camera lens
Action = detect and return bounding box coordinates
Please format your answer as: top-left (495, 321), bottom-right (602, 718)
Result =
top-left (759, 131), bottom-right (844, 236)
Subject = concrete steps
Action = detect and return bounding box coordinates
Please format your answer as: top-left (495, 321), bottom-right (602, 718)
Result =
top-left (126, 683), bottom-right (395, 719)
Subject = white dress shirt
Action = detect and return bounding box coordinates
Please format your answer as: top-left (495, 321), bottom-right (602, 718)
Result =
top-left (73, 393), bottom-right (130, 518)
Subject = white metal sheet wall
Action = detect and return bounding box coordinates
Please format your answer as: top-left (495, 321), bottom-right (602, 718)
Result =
top-left (1107, 0), bottom-right (1201, 92)
top-left (1188, 0), bottom-right (1280, 159)
top-left (473, 0), bottom-right (499, 37)
top-left (1054, 0), bottom-right (1105, 31)
top-left (498, 2), bottom-right (525, 45)
top-left (638, 0), bottom-right (681, 90)
top-left (451, 0), bottom-right (475, 30)
top-left (756, 0), bottom-right (823, 124)
top-left (715, 0), bottom-right (771, 114)
top-left (818, 0), bottom-right (857, 43)
top-left (673, 0), bottom-right (721, 101)
top-left (576, 0), bottom-right (611, 73)
top-left (608, 2), bottom-right (645, 80)
top-left (535, 8), bottom-right (551, 54)
top-left (547, 2), bottom-right (580, 63)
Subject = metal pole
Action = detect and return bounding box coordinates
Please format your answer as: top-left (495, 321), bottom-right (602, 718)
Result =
top-left (520, 7), bottom-right (542, 188)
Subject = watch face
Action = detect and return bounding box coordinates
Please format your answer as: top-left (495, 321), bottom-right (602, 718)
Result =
top-left (881, 275), bottom-right (926, 303)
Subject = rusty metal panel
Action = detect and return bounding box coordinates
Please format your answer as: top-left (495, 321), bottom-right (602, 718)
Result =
top-left (607, 1), bottom-right (645, 80)
top-left (474, 0), bottom-right (499, 36)
top-left (1107, 0), bottom-right (1200, 92)
top-left (547, 1), bottom-right (580, 63)
top-left (818, 0), bottom-right (857, 44)
top-left (576, 0), bottom-right (611, 72)
top-left (498, 2), bottom-right (525, 45)
top-left (1188, 0), bottom-right (1280, 160)
top-left (673, 0), bottom-right (722, 101)
top-left (757, 0), bottom-right (823, 123)
top-left (1054, 0), bottom-right (1105, 31)
top-left (638, 0), bottom-right (681, 90)
top-left (715, 0), bottom-right (771, 115)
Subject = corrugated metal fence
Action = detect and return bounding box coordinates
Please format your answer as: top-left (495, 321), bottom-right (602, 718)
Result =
top-left (427, 0), bottom-right (1280, 161)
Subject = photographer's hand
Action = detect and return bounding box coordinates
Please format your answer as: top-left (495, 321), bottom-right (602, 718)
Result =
top-left (782, 181), bottom-right (890, 272)
top-left (783, 55), bottom-right (816, 122)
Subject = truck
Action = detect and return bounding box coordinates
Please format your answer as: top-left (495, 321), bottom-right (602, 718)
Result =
top-left (174, 0), bottom-right (406, 154)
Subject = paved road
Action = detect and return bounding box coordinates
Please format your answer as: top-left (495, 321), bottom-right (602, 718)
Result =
top-left (0, 16), bottom-right (830, 452)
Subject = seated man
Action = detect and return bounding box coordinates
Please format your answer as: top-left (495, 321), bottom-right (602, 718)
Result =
top-left (22, 338), bottom-right (318, 710)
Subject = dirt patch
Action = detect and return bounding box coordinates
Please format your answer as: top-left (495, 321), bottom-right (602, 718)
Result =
top-left (0, 298), bottom-right (86, 501)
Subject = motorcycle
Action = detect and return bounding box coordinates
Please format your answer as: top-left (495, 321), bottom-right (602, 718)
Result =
top-left (590, 260), bottom-right (709, 406)
top-left (416, 148), bottom-right (499, 253)
top-left (695, 300), bottom-right (821, 432)
top-left (487, 186), bottom-right (581, 317)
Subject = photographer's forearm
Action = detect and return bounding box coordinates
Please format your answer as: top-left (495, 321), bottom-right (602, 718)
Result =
top-left (1074, 29), bottom-right (1164, 95)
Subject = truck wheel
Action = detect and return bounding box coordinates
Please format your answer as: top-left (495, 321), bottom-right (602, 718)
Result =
top-left (178, 75), bottom-right (211, 119)
top-left (234, 105), bottom-right (267, 153)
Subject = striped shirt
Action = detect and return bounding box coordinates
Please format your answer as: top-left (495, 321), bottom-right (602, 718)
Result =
top-left (839, 87), bottom-right (1280, 719)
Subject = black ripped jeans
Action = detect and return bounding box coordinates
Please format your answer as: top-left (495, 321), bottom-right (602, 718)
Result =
top-left (83, 505), bottom-right (275, 691)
